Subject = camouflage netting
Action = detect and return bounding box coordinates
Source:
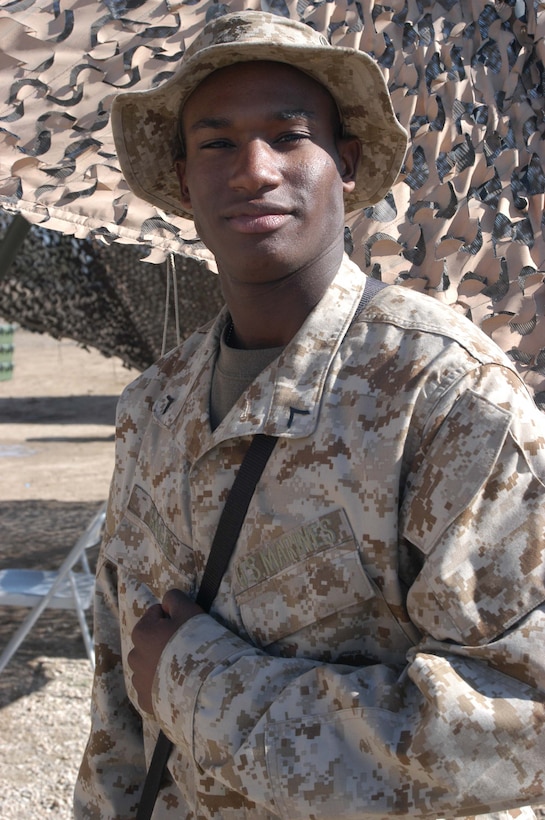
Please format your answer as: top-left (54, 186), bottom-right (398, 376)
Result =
top-left (0, 1), bottom-right (543, 403)
top-left (0, 212), bottom-right (224, 372)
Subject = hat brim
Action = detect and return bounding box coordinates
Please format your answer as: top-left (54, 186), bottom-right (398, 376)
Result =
top-left (111, 39), bottom-right (408, 221)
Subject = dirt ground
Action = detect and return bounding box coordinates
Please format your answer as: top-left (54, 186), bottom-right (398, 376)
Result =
top-left (0, 327), bottom-right (137, 818)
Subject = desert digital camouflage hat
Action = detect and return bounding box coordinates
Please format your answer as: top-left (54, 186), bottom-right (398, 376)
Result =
top-left (111, 10), bottom-right (408, 220)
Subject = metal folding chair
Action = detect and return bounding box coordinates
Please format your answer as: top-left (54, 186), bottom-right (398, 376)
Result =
top-left (0, 502), bottom-right (106, 673)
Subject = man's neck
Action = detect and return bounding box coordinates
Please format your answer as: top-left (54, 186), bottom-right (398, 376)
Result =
top-left (219, 242), bottom-right (344, 350)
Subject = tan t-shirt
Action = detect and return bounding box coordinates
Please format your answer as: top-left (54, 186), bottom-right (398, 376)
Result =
top-left (210, 324), bottom-right (283, 429)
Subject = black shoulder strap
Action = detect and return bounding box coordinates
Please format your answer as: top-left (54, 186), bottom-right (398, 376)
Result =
top-left (196, 434), bottom-right (278, 610)
top-left (353, 276), bottom-right (387, 322)
top-left (136, 433), bottom-right (278, 820)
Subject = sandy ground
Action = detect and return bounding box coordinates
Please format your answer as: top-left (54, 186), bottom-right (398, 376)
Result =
top-left (0, 326), bottom-right (137, 818)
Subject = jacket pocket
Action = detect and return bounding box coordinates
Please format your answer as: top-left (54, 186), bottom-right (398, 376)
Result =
top-left (235, 508), bottom-right (415, 665)
top-left (103, 483), bottom-right (196, 599)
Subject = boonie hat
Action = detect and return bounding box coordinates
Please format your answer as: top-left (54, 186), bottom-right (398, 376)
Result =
top-left (111, 10), bottom-right (408, 220)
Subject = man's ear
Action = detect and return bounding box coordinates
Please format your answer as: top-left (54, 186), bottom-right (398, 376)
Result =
top-left (338, 136), bottom-right (361, 195)
top-left (174, 159), bottom-right (192, 212)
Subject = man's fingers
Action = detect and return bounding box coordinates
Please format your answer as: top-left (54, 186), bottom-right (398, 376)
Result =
top-left (162, 588), bottom-right (204, 624)
top-left (161, 588), bottom-right (186, 617)
top-left (144, 602), bottom-right (167, 620)
top-left (131, 602), bottom-right (165, 636)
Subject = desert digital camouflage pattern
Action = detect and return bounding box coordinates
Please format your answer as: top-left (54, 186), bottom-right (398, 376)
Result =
top-left (75, 256), bottom-right (545, 819)
top-left (0, 1), bottom-right (544, 402)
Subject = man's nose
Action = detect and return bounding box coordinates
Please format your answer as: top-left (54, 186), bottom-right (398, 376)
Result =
top-left (228, 140), bottom-right (282, 193)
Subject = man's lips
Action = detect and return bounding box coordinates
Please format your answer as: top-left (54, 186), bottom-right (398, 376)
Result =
top-left (224, 204), bottom-right (292, 234)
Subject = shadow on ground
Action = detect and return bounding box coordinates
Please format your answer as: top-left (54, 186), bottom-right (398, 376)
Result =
top-left (0, 395), bottom-right (118, 425)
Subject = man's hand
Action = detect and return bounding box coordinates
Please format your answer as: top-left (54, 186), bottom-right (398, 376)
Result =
top-left (128, 589), bottom-right (203, 715)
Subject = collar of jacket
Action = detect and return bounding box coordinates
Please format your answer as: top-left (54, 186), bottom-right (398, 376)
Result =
top-left (153, 255), bottom-right (372, 458)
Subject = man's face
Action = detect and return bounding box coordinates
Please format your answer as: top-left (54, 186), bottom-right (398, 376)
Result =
top-left (175, 61), bottom-right (360, 283)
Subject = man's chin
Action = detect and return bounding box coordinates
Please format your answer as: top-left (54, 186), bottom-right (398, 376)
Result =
top-left (216, 249), bottom-right (305, 286)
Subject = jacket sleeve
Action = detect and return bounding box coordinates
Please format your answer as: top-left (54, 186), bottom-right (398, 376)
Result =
top-left (151, 369), bottom-right (545, 819)
top-left (74, 545), bottom-right (147, 819)
top-left (74, 367), bottom-right (166, 819)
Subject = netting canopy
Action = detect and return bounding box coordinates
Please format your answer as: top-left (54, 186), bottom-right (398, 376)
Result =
top-left (0, 1), bottom-right (544, 402)
top-left (0, 212), bottom-right (225, 372)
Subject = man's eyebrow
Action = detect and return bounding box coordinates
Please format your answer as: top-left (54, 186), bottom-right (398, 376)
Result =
top-left (275, 109), bottom-right (317, 121)
top-left (188, 116), bottom-right (232, 132)
top-left (187, 110), bottom-right (317, 132)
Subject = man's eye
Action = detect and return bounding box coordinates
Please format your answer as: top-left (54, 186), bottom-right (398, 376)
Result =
top-left (201, 139), bottom-right (233, 149)
top-left (276, 132), bottom-right (310, 144)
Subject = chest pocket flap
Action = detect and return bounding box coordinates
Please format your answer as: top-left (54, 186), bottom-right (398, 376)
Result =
top-left (103, 484), bottom-right (195, 599)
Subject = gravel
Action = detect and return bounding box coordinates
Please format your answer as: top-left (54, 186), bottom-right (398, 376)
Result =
top-left (0, 656), bottom-right (93, 819)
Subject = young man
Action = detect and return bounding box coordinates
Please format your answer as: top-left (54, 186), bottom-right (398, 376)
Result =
top-left (75, 11), bottom-right (545, 819)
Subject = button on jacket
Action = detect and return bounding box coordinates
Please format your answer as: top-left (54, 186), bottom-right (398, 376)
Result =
top-left (75, 256), bottom-right (545, 819)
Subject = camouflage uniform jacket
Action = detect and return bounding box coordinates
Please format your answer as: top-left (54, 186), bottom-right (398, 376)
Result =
top-left (75, 255), bottom-right (545, 819)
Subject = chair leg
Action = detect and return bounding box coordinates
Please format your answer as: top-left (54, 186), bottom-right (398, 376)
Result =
top-left (69, 573), bottom-right (95, 669)
top-left (0, 587), bottom-right (95, 673)
top-left (0, 600), bottom-right (48, 673)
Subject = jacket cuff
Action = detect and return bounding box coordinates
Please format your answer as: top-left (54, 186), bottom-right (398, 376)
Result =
top-left (151, 613), bottom-right (251, 755)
